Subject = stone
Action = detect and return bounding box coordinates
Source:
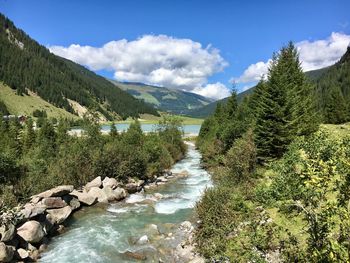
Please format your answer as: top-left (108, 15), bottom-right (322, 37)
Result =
top-left (113, 187), bottom-right (127, 201)
top-left (0, 242), bottom-right (14, 262)
top-left (103, 186), bottom-right (118, 202)
top-left (29, 249), bottom-right (40, 261)
top-left (85, 176), bottom-right (102, 191)
top-left (39, 243), bottom-right (48, 253)
top-left (102, 177), bottom-right (118, 189)
top-left (125, 179), bottom-right (144, 194)
top-left (136, 235), bottom-right (149, 245)
top-left (17, 221), bottom-right (45, 243)
top-left (0, 223), bottom-right (15, 242)
top-left (180, 221), bottom-right (192, 230)
top-left (122, 250), bottom-right (146, 261)
top-left (34, 185), bottom-right (74, 199)
top-left (175, 243), bottom-right (195, 262)
top-left (88, 187), bottom-right (108, 203)
top-left (41, 197), bottom-right (67, 208)
top-left (17, 248), bottom-right (29, 259)
top-left (62, 195), bottom-right (80, 210)
top-left (70, 190), bottom-right (97, 206)
top-left (154, 193), bottom-right (163, 200)
top-left (21, 203), bottom-right (46, 219)
top-left (46, 206), bottom-right (72, 224)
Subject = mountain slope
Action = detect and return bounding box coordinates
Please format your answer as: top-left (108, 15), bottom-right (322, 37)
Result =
top-left (110, 80), bottom-right (213, 115)
top-left (187, 86), bottom-right (255, 118)
top-left (0, 13), bottom-right (158, 119)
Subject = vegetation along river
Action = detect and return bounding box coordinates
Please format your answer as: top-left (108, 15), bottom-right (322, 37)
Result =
top-left (39, 142), bottom-right (212, 262)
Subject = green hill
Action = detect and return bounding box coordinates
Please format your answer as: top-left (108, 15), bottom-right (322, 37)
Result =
top-left (0, 13), bottom-right (158, 120)
top-left (110, 80), bottom-right (213, 115)
top-left (187, 86), bottom-right (255, 118)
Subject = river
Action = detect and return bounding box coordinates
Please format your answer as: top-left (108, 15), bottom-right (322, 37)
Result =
top-left (40, 142), bottom-right (212, 262)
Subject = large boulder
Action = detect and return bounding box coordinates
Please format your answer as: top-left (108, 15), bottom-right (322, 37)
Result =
top-left (41, 197), bottom-right (67, 209)
top-left (125, 179), bottom-right (144, 194)
top-left (0, 242), bottom-right (14, 262)
top-left (114, 187), bottom-right (127, 201)
top-left (70, 190), bottom-right (97, 206)
top-left (88, 187), bottom-right (108, 203)
top-left (102, 177), bottom-right (118, 189)
top-left (0, 224), bottom-right (15, 242)
top-left (85, 176), bottom-right (102, 191)
top-left (34, 185), bottom-right (74, 199)
top-left (46, 206), bottom-right (72, 225)
top-left (17, 221), bottom-right (45, 243)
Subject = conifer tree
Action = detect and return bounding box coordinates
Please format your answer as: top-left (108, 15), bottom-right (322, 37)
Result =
top-left (23, 118), bottom-right (35, 151)
top-left (110, 122), bottom-right (118, 138)
top-left (323, 86), bottom-right (348, 124)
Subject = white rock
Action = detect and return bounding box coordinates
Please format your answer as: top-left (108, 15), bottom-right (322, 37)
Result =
top-left (136, 235), bottom-right (149, 245)
top-left (34, 185), bottom-right (74, 198)
top-left (88, 187), bottom-right (108, 203)
top-left (0, 224), bottom-right (15, 242)
top-left (102, 177), bottom-right (118, 189)
top-left (85, 176), bottom-right (102, 191)
top-left (17, 248), bottom-right (29, 259)
top-left (17, 221), bottom-right (45, 243)
top-left (154, 193), bottom-right (163, 199)
top-left (46, 206), bottom-right (72, 224)
top-left (70, 190), bottom-right (97, 206)
top-left (113, 187), bottom-right (127, 200)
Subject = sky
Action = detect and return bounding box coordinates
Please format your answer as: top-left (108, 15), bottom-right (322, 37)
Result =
top-left (1, 0), bottom-right (350, 100)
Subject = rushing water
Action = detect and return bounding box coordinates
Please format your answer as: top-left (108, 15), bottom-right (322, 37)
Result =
top-left (40, 142), bottom-right (212, 262)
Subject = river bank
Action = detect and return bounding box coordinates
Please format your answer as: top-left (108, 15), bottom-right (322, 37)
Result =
top-left (0, 142), bottom-right (210, 262)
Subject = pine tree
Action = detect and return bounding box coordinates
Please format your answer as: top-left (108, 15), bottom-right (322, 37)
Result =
top-left (23, 118), bottom-right (35, 151)
top-left (110, 122), bottom-right (118, 138)
top-left (324, 86), bottom-right (348, 124)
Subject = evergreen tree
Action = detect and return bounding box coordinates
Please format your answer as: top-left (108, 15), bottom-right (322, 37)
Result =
top-left (110, 122), bottom-right (118, 138)
top-left (57, 119), bottom-right (69, 145)
top-left (23, 118), bottom-right (35, 151)
top-left (323, 86), bottom-right (348, 124)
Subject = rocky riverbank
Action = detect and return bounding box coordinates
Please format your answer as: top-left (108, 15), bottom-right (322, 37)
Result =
top-left (0, 169), bottom-right (203, 262)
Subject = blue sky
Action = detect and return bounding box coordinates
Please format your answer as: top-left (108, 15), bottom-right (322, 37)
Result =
top-left (1, 0), bottom-right (350, 99)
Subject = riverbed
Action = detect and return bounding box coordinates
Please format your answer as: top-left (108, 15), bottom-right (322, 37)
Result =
top-left (40, 142), bottom-right (212, 262)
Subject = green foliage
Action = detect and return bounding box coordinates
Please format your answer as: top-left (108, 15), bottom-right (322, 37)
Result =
top-left (32, 109), bottom-right (47, 118)
top-left (0, 99), bottom-right (9, 115)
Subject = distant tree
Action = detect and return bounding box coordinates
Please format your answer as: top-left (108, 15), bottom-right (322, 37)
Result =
top-left (110, 122), bottom-right (118, 138)
top-left (23, 118), bottom-right (35, 151)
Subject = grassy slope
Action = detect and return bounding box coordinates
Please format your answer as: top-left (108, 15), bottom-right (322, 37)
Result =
top-left (0, 82), bottom-right (77, 119)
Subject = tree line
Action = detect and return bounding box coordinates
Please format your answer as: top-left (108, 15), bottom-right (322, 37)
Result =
top-left (195, 43), bottom-right (350, 261)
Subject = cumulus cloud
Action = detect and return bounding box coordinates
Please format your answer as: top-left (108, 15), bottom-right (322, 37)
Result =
top-left (49, 35), bottom-right (229, 99)
top-left (234, 32), bottom-right (350, 84)
top-left (192, 82), bottom-right (231, 100)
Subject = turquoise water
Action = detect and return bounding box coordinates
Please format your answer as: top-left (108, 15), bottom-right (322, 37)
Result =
top-left (40, 142), bottom-right (211, 262)
top-left (102, 123), bottom-right (201, 135)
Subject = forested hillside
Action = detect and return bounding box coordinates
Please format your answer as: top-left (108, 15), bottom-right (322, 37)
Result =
top-left (314, 46), bottom-right (350, 123)
top-left (0, 13), bottom-right (158, 119)
top-left (196, 43), bottom-right (350, 262)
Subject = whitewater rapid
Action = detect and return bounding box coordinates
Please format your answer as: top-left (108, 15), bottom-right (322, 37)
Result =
top-left (40, 142), bottom-right (212, 262)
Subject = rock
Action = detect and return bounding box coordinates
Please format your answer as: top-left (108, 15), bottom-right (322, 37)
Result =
top-left (21, 203), bottom-right (47, 219)
top-left (189, 257), bottom-right (205, 263)
top-left (62, 195), bottom-right (80, 210)
top-left (180, 221), bottom-right (193, 231)
top-left (154, 193), bottom-right (163, 200)
top-left (41, 197), bottom-right (67, 208)
top-left (0, 242), bottom-right (14, 262)
top-left (102, 177), bottom-right (118, 189)
top-left (39, 243), bottom-right (48, 253)
top-left (17, 248), bottom-right (29, 259)
top-left (122, 250), bottom-right (147, 261)
top-left (146, 224), bottom-right (159, 235)
top-left (103, 186), bottom-right (118, 202)
top-left (113, 187), bottom-right (127, 200)
top-left (46, 206), bottom-right (72, 224)
top-left (0, 224), bottom-right (15, 242)
top-left (176, 171), bottom-right (189, 177)
top-left (35, 185), bottom-right (74, 199)
top-left (175, 243), bottom-right (195, 262)
top-left (85, 176), bottom-right (102, 191)
top-left (136, 235), bottom-right (149, 245)
top-left (88, 187), bottom-right (108, 203)
top-left (70, 190), bottom-right (97, 206)
top-left (29, 249), bottom-right (40, 261)
top-left (125, 179), bottom-right (144, 194)
top-left (17, 221), bottom-right (45, 243)
top-left (156, 176), bottom-right (168, 183)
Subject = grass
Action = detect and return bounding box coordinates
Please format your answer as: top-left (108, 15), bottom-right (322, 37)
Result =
top-left (321, 123), bottom-right (350, 140)
top-left (0, 82), bottom-right (77, 119)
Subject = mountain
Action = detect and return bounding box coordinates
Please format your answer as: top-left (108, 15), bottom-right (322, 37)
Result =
top-left (110, 80), bottom-right (214, 115)
top-left (187, 86), bottom-right (255, 118)
top-left (0, 13), bottom-right (158, 120)
top-left (312, 46), bottom-right (350, 123)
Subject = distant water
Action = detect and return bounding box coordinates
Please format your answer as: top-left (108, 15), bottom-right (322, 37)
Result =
top-left (40, 142), bottom-right (212, 262)
top-left (70, 124), bottom-right (201, 136)
top-left (101, 123), bottom-right (201, 136)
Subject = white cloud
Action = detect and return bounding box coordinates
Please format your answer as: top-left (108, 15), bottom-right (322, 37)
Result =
top-left (192, 82), bottom-right (231, 100)
top-left (234, 32), bottom-right (350, 84)
top-left (49, 35), bottom-right (228, 99)
top-left (297, 32), bottom-right (350, 71)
